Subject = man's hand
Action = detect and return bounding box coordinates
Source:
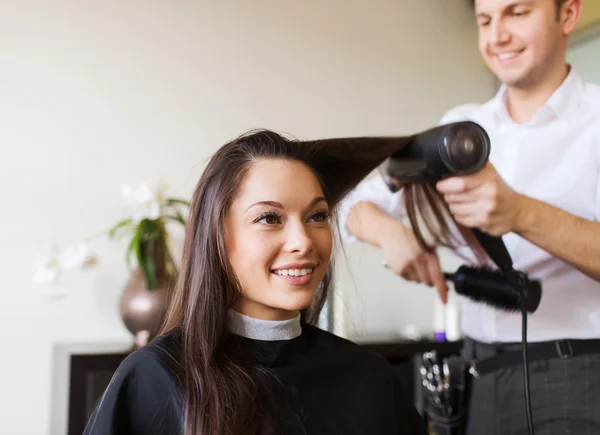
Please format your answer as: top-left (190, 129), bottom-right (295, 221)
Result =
top-left (436, 161), bottom-right (524, 237)
top-left (379, 222), bottom-right (449, 304)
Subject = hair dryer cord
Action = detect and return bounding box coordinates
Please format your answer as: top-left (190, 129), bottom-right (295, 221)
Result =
top-left (510, 271), bottom-right (534, 435)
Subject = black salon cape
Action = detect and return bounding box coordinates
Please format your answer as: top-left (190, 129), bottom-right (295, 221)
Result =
top-left (83, 324), bottom-right (428, 435)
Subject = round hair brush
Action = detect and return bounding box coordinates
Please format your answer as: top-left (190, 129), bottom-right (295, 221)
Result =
top-left (444, 265), bottom-right (542, 313)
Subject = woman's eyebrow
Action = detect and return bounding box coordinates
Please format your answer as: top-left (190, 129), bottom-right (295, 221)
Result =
top-left (245, 196), bottom-right (327, 213)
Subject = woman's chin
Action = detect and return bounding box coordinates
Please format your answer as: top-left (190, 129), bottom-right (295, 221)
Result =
top-left (234, 289), bottom-right (316, 320)
top-left (276, 290), bottom-right (316, 312)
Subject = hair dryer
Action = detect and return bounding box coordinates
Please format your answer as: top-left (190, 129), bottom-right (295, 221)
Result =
top-left (383, 121), bottom-right (491, 190)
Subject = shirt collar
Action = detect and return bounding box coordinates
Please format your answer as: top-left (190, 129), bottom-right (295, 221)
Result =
top-left (491, 65), bottom-right (584, 126)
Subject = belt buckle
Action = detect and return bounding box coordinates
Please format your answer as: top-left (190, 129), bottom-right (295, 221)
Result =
top-left (555, 340), bottom-right (574, 359)
top-left (469, 360), bottom-right (479, 378)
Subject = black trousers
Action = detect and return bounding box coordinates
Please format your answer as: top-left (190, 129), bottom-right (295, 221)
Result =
top-left (461, 337), bottom-right (600, 435)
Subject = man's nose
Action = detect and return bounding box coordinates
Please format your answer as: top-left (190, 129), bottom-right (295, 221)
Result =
top-left (489, 20), bottom-right (511, 46)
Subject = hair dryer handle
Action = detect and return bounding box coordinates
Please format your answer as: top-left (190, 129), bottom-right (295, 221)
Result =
top-left (472, 228), bottom-right (513, 272)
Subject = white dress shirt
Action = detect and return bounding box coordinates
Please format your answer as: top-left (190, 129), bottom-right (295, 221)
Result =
top-left (338, 67), bottom-right (600, 344)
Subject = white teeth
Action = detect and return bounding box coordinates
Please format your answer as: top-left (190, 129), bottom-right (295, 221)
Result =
top-left (498, 51), bottom-right (519, 60)
top-left (274, 268), bottom-right (313, 276)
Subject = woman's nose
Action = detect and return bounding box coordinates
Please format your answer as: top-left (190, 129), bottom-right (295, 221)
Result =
top-left (284, 222), bottom-right (314, 254)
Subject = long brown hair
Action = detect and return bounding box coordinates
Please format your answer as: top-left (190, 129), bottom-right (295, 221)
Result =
top-left (159, 129), bottom-right (482, 435)
top-left (402, 182), bottom-right (488, 263)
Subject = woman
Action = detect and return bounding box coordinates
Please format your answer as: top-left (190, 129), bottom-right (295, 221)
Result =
top-left (82, 129), bottom-right (432, 435)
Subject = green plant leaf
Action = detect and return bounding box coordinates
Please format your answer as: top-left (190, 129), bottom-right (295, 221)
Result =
top-left (167, 197), bottom-right (190, 207)
top-left (132, 223), bottom-right (145, 269)
top-left (143, 241), bottom-right (158, 290)
top-left (133, 220), bottom-right (161, 290)
top-left (165, 214), bottom-right (186, 225)
top-left (122, 218), bottom-right (170, 290)
top-left (134, 222), bottom-right (153, 289)
top-left (126, 235), bottom-right (136, 268)
top-left (108, 218), bottom-right (134, 239)
top-left (145, 219), bottom-right (162, 241)
top-left (175, 209), bottom-right (186, 224)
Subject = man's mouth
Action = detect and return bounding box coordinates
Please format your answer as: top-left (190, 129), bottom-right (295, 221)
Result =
top-left (495, 49), bottom-right (525, 64)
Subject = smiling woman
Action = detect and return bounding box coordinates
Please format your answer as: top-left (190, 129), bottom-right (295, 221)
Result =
top-left (81, 129), bottom-right (432, 435)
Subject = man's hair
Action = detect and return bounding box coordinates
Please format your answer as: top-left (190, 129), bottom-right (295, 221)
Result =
top-left (555, 0), bottom-right (566, 19)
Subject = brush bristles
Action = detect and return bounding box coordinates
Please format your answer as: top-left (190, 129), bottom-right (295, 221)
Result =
top-left (447, 266), bottom-right (541, 314)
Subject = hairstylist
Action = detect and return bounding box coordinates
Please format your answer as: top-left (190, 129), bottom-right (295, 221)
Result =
top-left (339, 0), bottom-right (600, 433)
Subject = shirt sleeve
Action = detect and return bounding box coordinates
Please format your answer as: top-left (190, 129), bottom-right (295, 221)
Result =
top-left (337, 104), bottom-right (478, 244)
top-left (337, 174), bottom-right (405, 243)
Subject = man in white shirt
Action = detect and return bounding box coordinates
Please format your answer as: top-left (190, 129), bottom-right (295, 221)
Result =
top-left (339, 0), bottom-right (600, 433)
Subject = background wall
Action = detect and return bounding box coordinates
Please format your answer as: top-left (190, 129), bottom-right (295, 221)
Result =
top-left (575, 0), bottom-right (600, 35)
top-left (0, 1), bottom-right (496, 434)
top-left (568, 32), bottom-right (600, 83)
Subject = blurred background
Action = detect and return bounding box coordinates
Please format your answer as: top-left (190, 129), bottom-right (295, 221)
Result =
top-left (1, 1), bottom-right (599, 434)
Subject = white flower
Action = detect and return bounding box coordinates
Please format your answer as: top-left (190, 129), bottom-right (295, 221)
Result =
top-left (121, 181), bottom-right (169, 223)
top-left (32, 262), bottom-right (60, 285)
top-left (32, 242), bottom-right (97, 288)
top-left (32, 257), bottom-right (66, 300)
top-left (32, 244), bottom-right (61, 285)
top-left (58, 243), bottom-right (98, 270)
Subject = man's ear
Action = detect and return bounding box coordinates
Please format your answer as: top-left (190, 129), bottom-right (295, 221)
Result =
top-left (560, 0), bottom-right (583, 37)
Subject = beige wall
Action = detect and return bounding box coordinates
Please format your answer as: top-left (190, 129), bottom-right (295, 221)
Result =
top-left (577, 0), bottom-right (600, 33)
top-left (0, 1), bottom-right (496, 434)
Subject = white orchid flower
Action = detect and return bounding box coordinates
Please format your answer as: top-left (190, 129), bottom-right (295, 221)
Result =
top-left (32, 261), bottom-right (60, 285)
top-left (120, 181), bottom-right (169, 223)
top-left (32, 242), bottom-right (98, 288)
top-left (32, 256), bottom-right (66, 300)
top-left (58, 243), bottom-right (98, 270)
top-left (32, 243), bottom-right (61, 285)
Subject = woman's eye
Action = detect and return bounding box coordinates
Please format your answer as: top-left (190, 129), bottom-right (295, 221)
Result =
top-left (256, 212), bottom-right (282, 225)
top-left (309, 210), bottom-right (330, 222)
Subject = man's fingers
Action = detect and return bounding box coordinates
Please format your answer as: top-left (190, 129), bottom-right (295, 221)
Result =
top-left (413, 260), bottom-right (433, 286)
top-left (438, 170), bottom-right (488, 194)
top-left (426, 253), bottom-right (448, 304)
top-left (444, 192), bottom-right (477, 204)
top-left (400, 264), bottom-right (419, 282)
top-left (449, 202), bottom-right (482, 216)
top-left (436, 177), bottom-right (467, 194)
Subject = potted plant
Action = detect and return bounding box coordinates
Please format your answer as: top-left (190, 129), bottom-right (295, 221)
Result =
top-left (33, 181), bottom-right (190, 347)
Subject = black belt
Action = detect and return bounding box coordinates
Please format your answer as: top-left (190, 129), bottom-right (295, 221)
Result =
top-left (469, 338), bottom-right (600, 377)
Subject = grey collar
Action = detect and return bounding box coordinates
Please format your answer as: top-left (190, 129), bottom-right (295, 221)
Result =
top-left (227, 309), bottom-right (302, 341)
